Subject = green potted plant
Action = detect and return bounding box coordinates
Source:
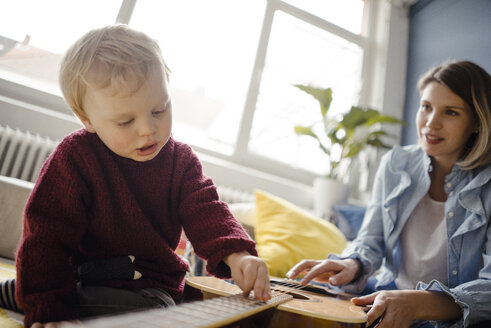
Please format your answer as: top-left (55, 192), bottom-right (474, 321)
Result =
top-left (293, 84), bottom-right (406, 216)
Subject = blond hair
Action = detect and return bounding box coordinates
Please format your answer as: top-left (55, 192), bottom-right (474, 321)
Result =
top-left (418, 60), bottom-right (491, 169)
top-left (59, 24), bottom-right (170, 120)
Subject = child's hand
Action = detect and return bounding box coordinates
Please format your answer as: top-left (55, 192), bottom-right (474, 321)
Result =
top-left (224, 251), bottom-right (271, 302)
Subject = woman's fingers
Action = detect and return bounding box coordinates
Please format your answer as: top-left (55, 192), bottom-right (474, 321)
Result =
top-left (301, 260), bottom-right (346, 285)
top-left (352, 292), bottom-right (386, 327)
top-left (286, 259), bottom-right (320, 279)
top-left (328, 258), bottom-right (361, 285)
top-left (311, 271), bottom-right (335, 283)
top-left (286, 259), bottom-right (356, 286)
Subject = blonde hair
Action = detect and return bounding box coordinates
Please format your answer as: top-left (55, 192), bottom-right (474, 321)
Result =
top-left (418, 60), bottom-right (491, 169)
top-left (59, 24), bottom-right (170, 120)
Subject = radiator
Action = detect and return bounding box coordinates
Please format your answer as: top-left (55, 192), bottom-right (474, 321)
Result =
top-left (0, 125), bottom-right (254, 203)
top-left (216, 185), bottom-right (254, 204)
top-left (0, 125), bottom-right (58, 183)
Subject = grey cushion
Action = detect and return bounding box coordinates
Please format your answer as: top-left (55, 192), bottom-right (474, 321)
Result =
top-left (0, 175), bottom-right (33, 260)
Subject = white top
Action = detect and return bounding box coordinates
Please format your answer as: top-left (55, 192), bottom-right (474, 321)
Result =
top-left (395, 193), bottom-right (448, 289)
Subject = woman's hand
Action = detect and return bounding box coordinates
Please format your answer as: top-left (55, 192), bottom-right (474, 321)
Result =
top-left (286, 258), bottom-right (361, 286)
top-left (351, 290), bottom-right (462, 327)
top-left (224, 251), bottom-right (271, 302)
top-left (352, 290), bottom-right (416, 327)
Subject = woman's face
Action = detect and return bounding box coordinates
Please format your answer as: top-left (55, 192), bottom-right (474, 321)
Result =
top-left (416, 82), bottom-right (478, 166)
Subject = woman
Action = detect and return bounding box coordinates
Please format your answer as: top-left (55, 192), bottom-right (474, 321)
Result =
top-left (287, 61), bottom-right (491, 328)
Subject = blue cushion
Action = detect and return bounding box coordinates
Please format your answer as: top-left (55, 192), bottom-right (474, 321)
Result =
top-left (331, 204), bottom-right (366, 241)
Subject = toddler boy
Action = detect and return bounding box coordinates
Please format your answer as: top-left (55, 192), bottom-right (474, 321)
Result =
top-left (15, 24), bottom-right (270, 327)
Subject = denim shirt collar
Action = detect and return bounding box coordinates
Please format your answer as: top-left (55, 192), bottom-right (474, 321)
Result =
top-left (384, 147), bottom-right (489, 246)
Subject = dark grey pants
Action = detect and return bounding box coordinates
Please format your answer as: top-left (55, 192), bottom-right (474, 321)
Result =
top-left (75, 283), bottom-right (176, 319)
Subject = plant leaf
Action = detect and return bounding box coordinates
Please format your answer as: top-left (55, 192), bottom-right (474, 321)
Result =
top-left (345, 144), bottom-right (363, 158)
top-left (293, 85), bottom-right (332, 118)
top-left (340, 107), bottom-right (369, 130)
top-left (292, 86), bottom-right (408, 180)
top-left (294, 125), bottom-right (316, 138)
top-left (294, 125), bottom-right (330, 156)
top-left (367, 138), bottom-right (392, 149)
top-left (366, 115), bottom-right (407, 127)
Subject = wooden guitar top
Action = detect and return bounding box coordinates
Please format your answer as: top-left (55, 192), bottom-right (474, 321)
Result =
top-left (186, 276), bottom-right (367, 324)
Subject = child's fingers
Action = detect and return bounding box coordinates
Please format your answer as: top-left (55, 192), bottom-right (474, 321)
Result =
top-left (240, 263), bottom-right (257, 297)
top-left (239, 259), bottom-right (270, 301)
top-left (252, 264), bottom-right (270, 301)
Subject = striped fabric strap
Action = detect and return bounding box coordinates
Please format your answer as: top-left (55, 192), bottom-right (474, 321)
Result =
top-left (0, 279), bottom-right (21, 313)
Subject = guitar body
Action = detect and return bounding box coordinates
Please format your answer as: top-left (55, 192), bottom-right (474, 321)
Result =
top-left (185, 276), bottom-right (367, 328)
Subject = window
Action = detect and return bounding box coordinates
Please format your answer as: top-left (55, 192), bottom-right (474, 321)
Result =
top-left (0, 0), bottom-right (122, 95)
top-left (247, 8), bottom-right (364, 174)
top-left (130, 0), bottom-right (265, 156)
top-left (1, 0), bottom-right (368, 184)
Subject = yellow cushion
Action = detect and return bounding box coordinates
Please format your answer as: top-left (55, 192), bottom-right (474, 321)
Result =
top-left (254, 190), bottom-right (346, 277)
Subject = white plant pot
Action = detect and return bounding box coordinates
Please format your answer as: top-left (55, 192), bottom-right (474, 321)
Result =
top-left (313, 177), bottom-right (350, 219)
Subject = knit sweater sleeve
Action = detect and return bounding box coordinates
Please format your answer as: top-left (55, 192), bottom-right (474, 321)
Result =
top-left (16, 136), bottom-right (90, 326)
top-left (174, 144), bottom-right (257, 278)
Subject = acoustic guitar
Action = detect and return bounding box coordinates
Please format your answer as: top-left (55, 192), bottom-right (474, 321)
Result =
top-left (61, 276), bottom-right (367, 328)
top-left (186, 276), bottom-right (367, 328)
top-left (61, 283), bottom-right (293, 328)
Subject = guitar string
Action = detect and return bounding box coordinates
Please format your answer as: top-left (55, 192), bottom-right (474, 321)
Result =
top-left (183, 280), bottom-right (357, 326)
top-left (175, 281), bottom-right (312, 325)
top-left (271, 278), bottom-right (319, 296)
top-left (240, 278), bottom-right (321, 305)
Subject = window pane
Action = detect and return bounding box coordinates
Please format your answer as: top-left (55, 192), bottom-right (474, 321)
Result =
top-left (248, 11), bottom-right (363, 175)
top-left (130, 0), bottom-right (265, 155)
top-left (283, 0), bottom-right (365, 34)
top-left (0, 0), bottom-right (122, 92)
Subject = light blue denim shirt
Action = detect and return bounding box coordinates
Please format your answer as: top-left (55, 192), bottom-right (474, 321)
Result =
top-left (331, 145), bottom-right (491, 327)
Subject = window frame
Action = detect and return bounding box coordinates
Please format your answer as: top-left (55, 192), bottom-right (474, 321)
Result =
top-left (230, 0), bottom-right (368, 184)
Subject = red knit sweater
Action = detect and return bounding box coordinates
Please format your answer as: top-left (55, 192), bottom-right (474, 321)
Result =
top-left (15, 129), bottom-right (256, 326)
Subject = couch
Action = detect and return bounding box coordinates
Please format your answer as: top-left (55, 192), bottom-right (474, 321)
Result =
top-left (0, 176), bottom-right (34, 263)
top-left (0, 173), bottom-right (352, 327)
